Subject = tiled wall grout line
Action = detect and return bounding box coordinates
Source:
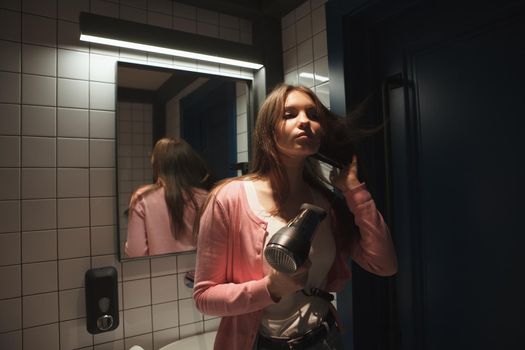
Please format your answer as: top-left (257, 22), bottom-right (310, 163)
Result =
top-left (54, 2), bottom-right (63, 347)
top-left (19, 2), bottom-right (24, 348)
top-left (87, 1), bottom-right (94, 347)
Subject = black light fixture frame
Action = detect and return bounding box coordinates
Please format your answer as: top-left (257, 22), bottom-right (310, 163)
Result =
top-left (79, 12), bottom-right (263, 69)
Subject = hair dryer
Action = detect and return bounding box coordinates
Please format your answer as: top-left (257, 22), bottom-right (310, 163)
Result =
top-left (264, 203), bottom-right (327, 273)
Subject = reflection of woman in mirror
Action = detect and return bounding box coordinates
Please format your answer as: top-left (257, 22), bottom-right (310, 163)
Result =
top-left (125, 138), bottom-right (213, 258)
top-left (193, 84), bottom-right (397, 349)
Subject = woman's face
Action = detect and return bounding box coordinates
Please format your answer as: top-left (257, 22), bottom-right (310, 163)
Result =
top-left (275, 90), bottom-right (323, 159)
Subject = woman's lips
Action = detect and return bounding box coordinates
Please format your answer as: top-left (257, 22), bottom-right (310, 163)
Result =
top-left (295, 132), bottom-right (311, 138)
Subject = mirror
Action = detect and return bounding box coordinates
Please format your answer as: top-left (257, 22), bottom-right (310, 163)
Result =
top-left (116, 61), bottom-right (252, 260)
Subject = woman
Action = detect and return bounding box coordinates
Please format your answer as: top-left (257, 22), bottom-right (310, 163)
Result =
top-left (193, 84), bottom-right (397, 349)
top-left (125, 138), bottom-right (213, 257)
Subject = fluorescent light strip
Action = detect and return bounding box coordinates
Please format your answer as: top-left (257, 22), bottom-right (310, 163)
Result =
top-left (299, 72), bottom-right (329, 83)
top-left (80, 34), bottom-right (263, 70)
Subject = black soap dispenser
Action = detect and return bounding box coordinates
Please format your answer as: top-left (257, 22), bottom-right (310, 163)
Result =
top-left (85, 266), bottom-right (119, 334)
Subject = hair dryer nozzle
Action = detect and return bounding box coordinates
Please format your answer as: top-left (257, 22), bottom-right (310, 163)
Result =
top-left (264, 241), bottom-right (298, 274)
top-left (264, 203), bottom-right (326, 273)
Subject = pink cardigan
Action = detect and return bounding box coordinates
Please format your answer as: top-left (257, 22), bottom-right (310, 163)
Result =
top-left (193, 180), bottom-right (397, 350)
top-left (125, 186), bottom-right (208, 257)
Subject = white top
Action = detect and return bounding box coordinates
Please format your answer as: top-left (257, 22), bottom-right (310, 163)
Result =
top-left (243, 180), bottom-right (336, 337)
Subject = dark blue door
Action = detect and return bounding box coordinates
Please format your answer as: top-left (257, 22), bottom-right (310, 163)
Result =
top-left (340, 1), bottom-right (525, 349)
top-left (181, 80), bottom-right (237, 180)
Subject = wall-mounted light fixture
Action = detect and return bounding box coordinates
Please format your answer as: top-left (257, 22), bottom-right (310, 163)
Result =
top-left (79, 12), bottom-right (263, 70)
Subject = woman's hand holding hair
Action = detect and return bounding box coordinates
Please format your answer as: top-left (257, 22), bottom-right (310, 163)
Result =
top-left (266, 259), bottom-right (311, 302)
top-left (330, 155), bottom-right (361, 192)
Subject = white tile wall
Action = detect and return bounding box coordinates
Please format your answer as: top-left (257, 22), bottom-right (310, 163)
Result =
top-left (296, 15), bottom-right (313, 43)
top-left (58, 257), bottom-right (91, 290)
top-left (22, 14), bottom-right (57, 47)
top-left (124, 306), bottom-right (153, 337)
top-left (152, 301), bottom-right (179, 330)
top-left (22, 105), bottom-right (56, 137)
top-left (90, 139), bottom-right (115, 167)
top-left (57, 108), bottom-right (89, 137)
top-left (151, 255), bottom-right (177, 277)
top-left (151, 274), bottom-right (178, 304)
top-left (282, 0), bottom-right (331, 108)
top-left (58, 78), bottom-right (89, 108)
top-left (22, 136), bottom-right (56, 167)
top-left (0, 0), bottom-right (329, 348)
top-left (152, 327), bottom-right (178, 350)
top-left (123, 279), bottom-right (151, 309)
top-left (22, 292), bottom-right (59, 328)
top-left (57, 170), bottom-right (87, 199)
top-left (0, 9), bottom-right (21, 42)
top-left (178, 298), bottom-right (202, 325)
top-left (58, 227), bottom-right (91, 259)
top-left (22, 75), bottom-right (56, 106)
top-left (90, 226), bottom-right (117, 256)
top-left (0, 168), bottom-right (20, 200)
top-left (0, 298), bottom-right (22, 333)
top-left (148, 11), bottom-right (171, 29)
top-left (60, 318), bottom-right (93, 350)
top-left (58, 49), bottom-right (90, 80)
top-left (0, 201), bottom-right (20, 233)
top-left (0, 72), bottom-right (21, 103)
top-left (0, 136), bottom-right (20, 167)
top-left (58, 0), bottom-right (90, 23)
top-left (90, 110), bottom-right (115, 139)
top-left (23, 323), bottom-right (59, 350)
top-left (0, 233), bottom-right (20, 266)
top-left (0, 104), bottom-right (20, 135)
top-left (90, 168), bottom-right (116, 197)
top-left (22, 261), bottom-right (58, 295)
top-left (120, 5), bottom-right (148, 24)
top-left (179, 321), bottom-right (203, 339)
top-left (21, 199), bottom-right (57, 231)
top-left (89, 82), bottom-right (115, 110)
top-left (21, 168), bottom-right (56, 199)
top-left (90, 54), bottom-right (117, 83)
top-left (173, 2), bottom-right (196, 20)
top-left (0, 265), bottom-right (21, 299)
top-left (22, 230), bottom-right (57, 262)
top-left (173, 16), bottom-right (196, 33)
top-left (176, 253), bottom-right (196, 273)
top-left (23, 0), bottom-right (58, 18)
top-left (0, 40), bottom-right (21, 72)
top-left (22, 45), bottom-right (57, 76)
top-left (197, 22), bottom-right (219, 38)
top-left (90, 197), bottom-right (115, 226)
top-left (122, 259), bottom-right (150, 281)
top-left (57, 198), bottom-right (90, 228)
top-left (149, 0), bottom-right (172, 15)
top-left (57, 138), bottom-right (89, 167)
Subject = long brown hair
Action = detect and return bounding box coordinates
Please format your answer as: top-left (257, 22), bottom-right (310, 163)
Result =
top-left (250, 84), bottom-right (359, 213)
top-left (134, 138), bottom-right (213, 240)
top-left (251, 84), bottom-right (368, 248)
top-left (197, 84), bottom-right (370, 248)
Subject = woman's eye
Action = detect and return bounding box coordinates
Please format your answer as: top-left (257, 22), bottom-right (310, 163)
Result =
top-left (283, 112), bottom-right (296, 119)
top-left (307, 110), bottom-right (320, 121)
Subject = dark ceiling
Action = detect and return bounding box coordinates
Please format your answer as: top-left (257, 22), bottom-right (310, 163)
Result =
top-left (171, 0), bottom-right (306, 20)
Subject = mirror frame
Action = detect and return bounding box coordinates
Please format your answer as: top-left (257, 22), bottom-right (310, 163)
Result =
top-left (115, 60), bottom-right (257, 261)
